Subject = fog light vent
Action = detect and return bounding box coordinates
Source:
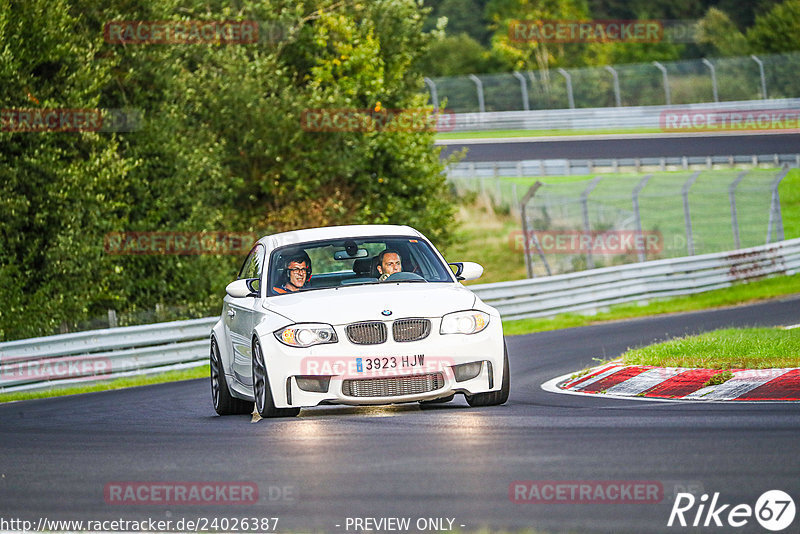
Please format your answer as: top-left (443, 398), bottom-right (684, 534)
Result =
top-left (295, 376), bottom-right (331, 393)
top-left (453, 362), bottom-right (483, 383)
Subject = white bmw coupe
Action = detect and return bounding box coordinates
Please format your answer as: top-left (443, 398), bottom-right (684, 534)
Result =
top-left (210, 224), bottom-right (509, 417)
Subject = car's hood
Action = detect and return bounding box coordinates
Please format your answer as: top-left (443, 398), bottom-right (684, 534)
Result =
top-left (264, 283), bottom-right (477, 325)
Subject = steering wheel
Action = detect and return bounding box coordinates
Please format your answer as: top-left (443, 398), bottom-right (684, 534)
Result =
top-left (384, 272), bottom-right (426, 282)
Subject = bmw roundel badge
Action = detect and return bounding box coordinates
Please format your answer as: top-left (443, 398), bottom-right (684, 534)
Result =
top-left (381, 309), bottom-right (392, 316)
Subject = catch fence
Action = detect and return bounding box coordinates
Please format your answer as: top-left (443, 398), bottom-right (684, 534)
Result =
top-left (448, 166), bottom-right (792, 277)
top-left (426, 52), bottom-right (800, 114)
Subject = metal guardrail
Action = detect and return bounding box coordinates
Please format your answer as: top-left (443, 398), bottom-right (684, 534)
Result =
top-left (471, 238), bottom-right (800, 320)
top-left (439, 98), bottom-right (800, 132)
top-left (0, 318), bottom-right (216, 393)
top-left (2, 238), bottom-right (798, 393)
top-left (446, 155), bottom-right (800, 179)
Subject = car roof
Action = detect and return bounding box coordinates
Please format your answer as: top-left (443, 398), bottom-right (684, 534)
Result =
top-left (257, 224), bottom-right (425, 249)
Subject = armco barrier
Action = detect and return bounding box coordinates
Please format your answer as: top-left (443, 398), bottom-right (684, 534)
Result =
top-left (0, 317), bottom-right (216, 393)
top-left (439, 97), bottom-right (800, 132)
top-left (1, 238), bottom-right (798, 393)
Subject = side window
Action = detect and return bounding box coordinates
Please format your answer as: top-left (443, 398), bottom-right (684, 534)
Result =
top-left (237, 245), bottom-right (265, 288)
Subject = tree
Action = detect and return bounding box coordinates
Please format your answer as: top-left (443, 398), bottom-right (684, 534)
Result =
top-left (747, 0), bottom-right (800, 53)
top-left (486, 0), bottom-right (592, 71)
top-left (417, 33), bottom-right (511, 76)
top-left (0, 0), bottom-right (455, 340)
top-left (696, 7), bottom-right (749, 56)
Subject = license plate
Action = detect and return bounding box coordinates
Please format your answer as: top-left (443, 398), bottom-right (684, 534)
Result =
top-left (356, 355), bottom-right (424, 373)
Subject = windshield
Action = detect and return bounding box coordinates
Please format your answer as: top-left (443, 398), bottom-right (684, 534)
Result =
top-left (267, 236), bottom-right (454, 295)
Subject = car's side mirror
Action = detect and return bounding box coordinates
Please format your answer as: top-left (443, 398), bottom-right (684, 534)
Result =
top-left (448, 261), bottom-right (483, 281)
top-left (225, 278), bottom-right (259, 298)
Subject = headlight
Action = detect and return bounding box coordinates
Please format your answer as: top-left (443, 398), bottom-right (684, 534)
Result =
top-left (275, 324), bottom-right (338, 347)
top-left (440, 310), bottom-right (490, 335)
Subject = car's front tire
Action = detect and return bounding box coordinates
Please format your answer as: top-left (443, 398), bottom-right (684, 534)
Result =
top-left (465, 341), bottom-right (510, 407)
top-left (252, 338), bottom-right (300, 418)
top-left (210, 337), bottom-right (254, 415)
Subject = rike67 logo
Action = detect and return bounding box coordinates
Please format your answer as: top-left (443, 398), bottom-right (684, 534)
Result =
top-left (668, 490), bottom-right (796, 531)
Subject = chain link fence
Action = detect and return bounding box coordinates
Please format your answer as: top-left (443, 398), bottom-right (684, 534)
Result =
top-left (427, 52), bottom-right (800, 113)
top-left (518, 169), bottom-right (787, 276)
top-left (447, 166), bottom-right (791, 277)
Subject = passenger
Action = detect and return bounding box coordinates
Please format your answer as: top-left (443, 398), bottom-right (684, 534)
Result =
top-left (273, 252), bottom-right (312, 293)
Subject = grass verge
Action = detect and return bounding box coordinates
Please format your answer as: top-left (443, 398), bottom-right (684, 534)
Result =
top-left (0, 364), bottom-right (209, 403)
top-left (502, 273), bottom-right (800, 336)
top-left (619, 327), bottom-right (800, 369)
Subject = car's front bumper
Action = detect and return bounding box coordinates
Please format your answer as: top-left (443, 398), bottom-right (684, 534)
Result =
top-left (260, 318), bottom-right (504, 408)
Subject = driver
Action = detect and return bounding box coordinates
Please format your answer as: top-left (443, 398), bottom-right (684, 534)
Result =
top-left (273, 252), bottom-right (311, 293)
top-left (376, 249), bottom-right (402, 281)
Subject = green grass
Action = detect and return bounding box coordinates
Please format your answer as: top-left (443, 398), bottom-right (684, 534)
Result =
top-left (0, 365), bottom-right (209, 403)
top-left (703, 370), bottom-right (734, 387)
top-left (443, 195), bottom-right (527, 284)
top-left (502, 273), bottom-right (800, 336)
top-left (435, 127), bottom-right (658, 140)
top-left (619, 327), bottom-right (800, 369)
top-left (781, 169), bottom-right (800, 239)
top-left (509, 168), bottom-right (800, 234)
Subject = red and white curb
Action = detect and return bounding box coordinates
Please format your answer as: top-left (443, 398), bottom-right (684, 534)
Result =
top-left (542, 362), bottom-right (800, 402)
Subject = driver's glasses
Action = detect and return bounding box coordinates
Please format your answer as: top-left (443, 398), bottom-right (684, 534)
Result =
top-left (288, 267), bottom-right (309, 275)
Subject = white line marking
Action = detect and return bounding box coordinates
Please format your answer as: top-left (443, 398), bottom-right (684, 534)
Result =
top-left (782, 323), bottom-right (800, 330)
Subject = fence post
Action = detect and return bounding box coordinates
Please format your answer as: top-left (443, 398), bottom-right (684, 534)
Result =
top-left (653, 61), bottom-right (671, 106)
top-left (604, 66), bottom-right (621, 107)
top-left (423, 77), bottom-right (439, 113)
top-left (701, 59), bottom-right (719, 102)
top-left (632, 174), bottom-right (653, 262)
top-left (494, 163), bottom-right (501, 203)
top-left (520, 181), bottom-right (550, 277)
top-left (108, 309), bottom-right (118, 329)
top-left (512, 71), bottom-right (530, 111)
top-left (512, 182), bottom-right (520, 216)
top-left (557, 68), bottom-right (575, 109)
top-left (729, 170), bottom-right (749, 250)
top-left (766, 167), bottom-right (789, 243)
top-left (581, 176), bottom-right (603, 269)
top-left (682, 171), bottom-right (700, 255)
top-left (468, 74), bottom-right (486, 113)
top-left (751, 55), bottom-right (768, 100)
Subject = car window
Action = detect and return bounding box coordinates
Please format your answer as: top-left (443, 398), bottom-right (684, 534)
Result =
top-left (267, 236), bottom-right (453, 295)
top-left (237, 244), bottom-right (264, 280)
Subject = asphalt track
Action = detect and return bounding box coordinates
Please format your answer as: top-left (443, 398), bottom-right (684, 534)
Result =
top-left (437, 131), bottom-right (800, 161)
top-left (2, 296), bottom-right (800, 533)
